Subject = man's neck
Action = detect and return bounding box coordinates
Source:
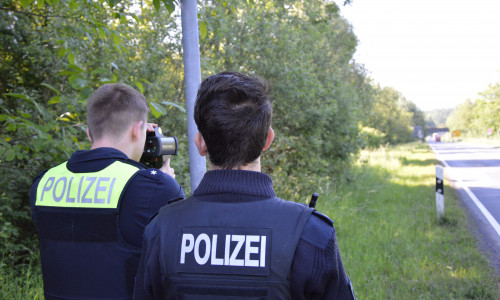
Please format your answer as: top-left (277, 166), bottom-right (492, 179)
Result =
top-left (90, 138), bottom-right (133, 160)
top-left (210, 157), bottom-right (262, 172)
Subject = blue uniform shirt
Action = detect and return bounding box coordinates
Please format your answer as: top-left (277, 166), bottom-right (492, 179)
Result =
top-left (30, 147), bottom-right (185, 299)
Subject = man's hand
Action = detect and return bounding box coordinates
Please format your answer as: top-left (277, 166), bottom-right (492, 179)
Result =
top-left (146, 123), bottom-right (175, 178)
top-left (146, 123), bottom-right (158, 132)
top-left (160, 156), bottom-right (175, 179)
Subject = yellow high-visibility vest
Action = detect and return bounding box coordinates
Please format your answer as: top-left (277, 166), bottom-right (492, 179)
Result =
top-left (36, 161), bottom-right (139, 209)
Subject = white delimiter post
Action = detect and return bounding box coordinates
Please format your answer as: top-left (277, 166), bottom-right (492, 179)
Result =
top-left (436, 165), bottom-right (445, 219)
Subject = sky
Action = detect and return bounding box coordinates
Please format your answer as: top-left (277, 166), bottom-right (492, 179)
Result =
top-left (333, 0), bottom-right (500, 111)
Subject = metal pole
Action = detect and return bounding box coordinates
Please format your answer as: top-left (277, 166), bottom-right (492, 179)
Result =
top-left (181, 0), bottom-right (206, 192)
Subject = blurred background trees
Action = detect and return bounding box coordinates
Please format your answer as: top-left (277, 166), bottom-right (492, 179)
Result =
top-left (446, 82), bottom-right (500, 137)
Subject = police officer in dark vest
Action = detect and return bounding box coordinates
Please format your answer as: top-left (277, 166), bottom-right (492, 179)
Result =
top-left (30, 83), bottom-right (185, 300)
top-left (133, 72), bottom-right (355, 299)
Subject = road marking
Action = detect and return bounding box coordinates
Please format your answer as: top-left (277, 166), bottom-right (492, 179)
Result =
top-left (430, 144), bottom-right (500, 238)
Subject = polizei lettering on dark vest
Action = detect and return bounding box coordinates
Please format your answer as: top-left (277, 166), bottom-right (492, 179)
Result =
top-left (177, 227), bottom-right (271, 276)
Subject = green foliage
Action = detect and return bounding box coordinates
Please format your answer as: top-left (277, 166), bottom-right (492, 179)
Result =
top-left (446, 82), bottom-right (500, 137)
top-left (425, 108), bottom-right (453, 127)
top-left (1, 1), bottom-right (85, 271)
top-left (399, 96), bottom-right (427, 130)
top-left (0, 237), bottom-right (43, 299)
top-left (447, 99), bottom-right (475, 133)
top-left (363, 85), bottom-right (415, 144)
top-left (359, 126), bottom-right (386, 148)
top-left (199, 0), bottom-right (374, 197)
top-left (0, 0), bottom-right (188, 281)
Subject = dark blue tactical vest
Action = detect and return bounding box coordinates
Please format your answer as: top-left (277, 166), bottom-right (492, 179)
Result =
top-left (33, 161), bottom-right (140, 300)
top-left (156, 196), bottom-right (314, 299)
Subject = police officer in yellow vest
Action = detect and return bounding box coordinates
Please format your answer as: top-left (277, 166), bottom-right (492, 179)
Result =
top-left (29, 83), bottom-right (185, 300)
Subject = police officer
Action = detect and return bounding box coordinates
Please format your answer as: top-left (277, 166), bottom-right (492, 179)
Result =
top-left (133, 72), bottom-right (355, 299)
top-left (30, 83), bottom-right (185, 300)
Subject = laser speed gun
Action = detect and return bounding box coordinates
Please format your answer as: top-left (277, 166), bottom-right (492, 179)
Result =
top-left (140, 127), bottom-right (178, 169)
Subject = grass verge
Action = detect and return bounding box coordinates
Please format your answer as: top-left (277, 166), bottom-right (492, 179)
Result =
top-left (441, 134), bottom-right (500, 147)
top-left (0, 253), bottom-right (44, 299)
top-left (318, 142), bottom-right (500, 299)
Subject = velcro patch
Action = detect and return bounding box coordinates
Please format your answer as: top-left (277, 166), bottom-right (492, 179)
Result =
top-left (176, 226), bottom-right (271, 276)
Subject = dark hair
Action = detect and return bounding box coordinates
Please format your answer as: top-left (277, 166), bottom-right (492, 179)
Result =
top-left (87, 83), bottom-right (148, 141)
top-left (194, 72), bottom-right (272, 169)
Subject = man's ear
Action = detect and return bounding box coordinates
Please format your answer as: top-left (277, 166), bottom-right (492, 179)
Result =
top-left (131, 121), bottom-right (143, 141)
top-left (86, 128), bottom-right (93, 143)
top-left (195, 132), bottom-right (208, 156)
top-left (262, 127), bottom-right (275, 151)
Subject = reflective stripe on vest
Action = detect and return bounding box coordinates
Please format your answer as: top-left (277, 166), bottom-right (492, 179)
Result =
top-left (36, 161), bottom-right (139, 208)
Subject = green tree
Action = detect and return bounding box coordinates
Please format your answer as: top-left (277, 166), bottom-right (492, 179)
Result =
top-left (364, 86), bottom-right (413, 144)
top-left (0, 0), bottom-right (187, 274)
top-left (425, 108), bottom-right (453, 128)
top-left (446, 82), bottom-right (500, 136)
top-left (447, 80), bottom-right (500, 137)
top-left (446, 99), bottom-right (475, 133)
top-left (399, 97), bottom-right (426, 129)
top-left (475, 82), bottom-right (500, 134)
top-left (198, 0), bottom-right (372, 197)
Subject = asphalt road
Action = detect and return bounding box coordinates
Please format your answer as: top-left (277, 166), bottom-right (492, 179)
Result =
top-left (429, 141), bottom-right (500, 276)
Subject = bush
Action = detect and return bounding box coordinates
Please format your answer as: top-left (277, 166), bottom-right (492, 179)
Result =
top-left (359, 126), bottom-right (386, 148)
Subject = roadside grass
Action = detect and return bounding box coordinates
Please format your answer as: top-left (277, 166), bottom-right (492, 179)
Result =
top-left (318, 142), bottom-right (500, 299)
top-left (460, 137), bottom-right (500, 148)
top-left (442, 134), bottom-right (500, 147)
top-left (0, 253), bottom-right (44, 299)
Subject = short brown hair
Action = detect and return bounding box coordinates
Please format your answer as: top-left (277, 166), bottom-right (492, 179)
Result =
top-left (194, 72), bottom-right (272, 169)
top-left (87, 83), bottom-right (148, 141)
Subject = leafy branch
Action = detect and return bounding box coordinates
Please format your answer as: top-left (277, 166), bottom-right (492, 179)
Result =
top-left (0, 7), bottom-right (75, 18)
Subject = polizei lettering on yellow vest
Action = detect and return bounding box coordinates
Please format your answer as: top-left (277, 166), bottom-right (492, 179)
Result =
top-left (36, 161), bottom-right (139, 209)
top-left (176, 227), bottom-right (271, 276)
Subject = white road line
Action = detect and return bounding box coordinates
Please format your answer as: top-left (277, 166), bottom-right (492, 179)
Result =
top-left (430, 144), bottom-right (500, 238)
